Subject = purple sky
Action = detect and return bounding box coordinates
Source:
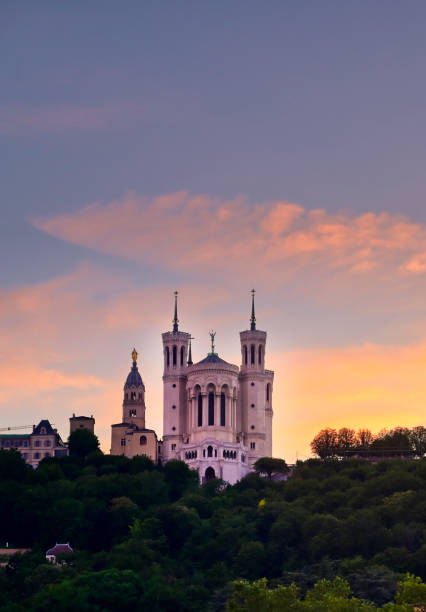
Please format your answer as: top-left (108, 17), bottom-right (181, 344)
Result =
top-left (1, 2), bottom-right (426, 460)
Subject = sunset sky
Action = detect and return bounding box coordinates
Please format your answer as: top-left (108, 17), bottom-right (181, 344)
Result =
top-left (2, 2), bottom-right (426, 461)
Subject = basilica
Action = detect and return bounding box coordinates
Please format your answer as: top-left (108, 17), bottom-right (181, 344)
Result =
top-left (111, 292), bottom-right (274, 485)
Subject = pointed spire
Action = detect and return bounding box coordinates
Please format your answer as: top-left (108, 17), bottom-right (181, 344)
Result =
top-left (250, 289), bottom-right (256, 330)
top-left (187, 336), bottom-right (194, 365)
top-left (173, 290), bottom-right (179, 332)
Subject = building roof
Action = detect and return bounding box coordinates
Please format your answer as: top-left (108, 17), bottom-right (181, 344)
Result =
top-left (195, 353), bottom-right (230, 365)
top-left (46, 543), bottom-right (73, 556)
top-left (33, 420), bottom-right (55, 435)
top-left (70, 415), bottom-right (94, 420)
top-left (0, 434), bottom-right (30, 438)
top-left (124, 362), bottom-right (144, 388)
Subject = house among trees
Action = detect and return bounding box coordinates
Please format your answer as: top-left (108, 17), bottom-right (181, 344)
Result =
top-left (46, 543), bottom-right (73, 565)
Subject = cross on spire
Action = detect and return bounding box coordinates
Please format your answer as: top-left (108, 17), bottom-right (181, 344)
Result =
top-left (250, 289), bottom-right (256, 330)
top-left (173, 290), bottom-right (179, 332)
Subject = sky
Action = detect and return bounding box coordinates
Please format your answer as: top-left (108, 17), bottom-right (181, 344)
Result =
top-left (1, 1), bottom-right (426, 461)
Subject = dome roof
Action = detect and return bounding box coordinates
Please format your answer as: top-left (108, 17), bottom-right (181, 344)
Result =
top-left (124, 362), bottom-right (144, 388)
top-left (196, 353), bottom-right (230, 366)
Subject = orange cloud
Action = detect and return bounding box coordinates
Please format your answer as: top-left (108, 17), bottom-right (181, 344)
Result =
top-left (32, 192), bottom-right (426, 284)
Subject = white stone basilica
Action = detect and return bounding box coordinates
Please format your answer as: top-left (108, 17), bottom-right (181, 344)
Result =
top-left (162, 291), bottom-right (274, 484)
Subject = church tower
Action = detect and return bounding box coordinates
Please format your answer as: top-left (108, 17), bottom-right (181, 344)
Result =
top-left (162, 292), bottom-right (191, 461)
top-left (122, 348), bottom-right (146, 429)
top-left (239, 290), bottom-right (274, 465)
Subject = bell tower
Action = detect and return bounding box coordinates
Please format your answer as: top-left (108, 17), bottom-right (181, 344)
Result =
top-left (162, 291), bottom-right (191, 461)
top-left (239, 290), bottom-right (274, 464)
top-left (122, 348), bottom-right (146, 429)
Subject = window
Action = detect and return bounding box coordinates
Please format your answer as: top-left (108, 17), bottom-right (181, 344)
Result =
top-left (203, 449), bottom-right (206, 457)
top-left (251, 404), bottom-right (255, 408)
top-left (172, 383), bottom-right (176, 388)
top-left (251, 425), bottom-right (255, 430)
top-left (244, 345), bottom-right (248, 365)
top-left (198, 394), bottom-right (203, 426)
top-left (208, 392), bottom-right (215, 425)
top-left (172, 405), bottom-right (176, 410)
top-left (34, 440), bottom-right (41, 447)
top-left (131, 391), bottom-right (137, 400)
top-left (166, 346), bottom-right (170, 367)
top-left (258, 344), bottom-right (262, 365)
top-left (251, 382), bottom-right (255, 387)
top-left (266, 383), bottom-right (270, 402)
top-left (140, 435), bottom-right (147, 445)
top-left (220, 393), bottom-right (226, 426)
top-left (172, 345), bottom-right (177, 366)
top-left (23, 453), bottom-right (28, 459)
top-left (241, 454), bottom-right (246, 462)
top-left (40, 427), bottom-right (46, 434)
top-left (121, 438), bottom-right (126, 446)
top-left (34, 452), bottom-right (40, 459)
top-left (44, 452), bottom-right (50, 457)
top-left (22, 440), bottom-right (28, 447)
top-left (250, 442), bottom-right (256, 449)
top-left (44, 440), bottom-right (51, 447)
top-left (207, 445), bottom-right (213, 458)
top-left (129, 409), bottom-right (136, 417)
top-left (138, 393), bottom-right (142, 399)
top-left (180, 345), bottom-right (184, 366)
top-left (250, 344), bottom-right (255, 365)
top-left (171, 443), bottom-right (176, 451)
top-left (172, 426), bottom-right (176, 431)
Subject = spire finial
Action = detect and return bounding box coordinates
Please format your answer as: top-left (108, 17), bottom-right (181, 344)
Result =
top-left (187, 336), bottom-right (194, 365)
top-left (209, 330), bottom-right (216, 354)
top-left (173, 290), bottom-right (179, 333)
top-left (250, 289), bottom-right (256, 330)
top-left (132, 348), bottom-right (138, 363)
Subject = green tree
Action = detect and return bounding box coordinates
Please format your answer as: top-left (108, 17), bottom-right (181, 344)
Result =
top-left (254, 457), bottom-right (289, 479)
top-left (68, 429), bottom-right (100, 458)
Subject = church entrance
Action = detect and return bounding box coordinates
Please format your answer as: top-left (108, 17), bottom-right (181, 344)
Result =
top-left (205, 466), bottom-right (216, 481)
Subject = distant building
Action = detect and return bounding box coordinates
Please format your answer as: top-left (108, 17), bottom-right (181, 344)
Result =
top-left (0, 420), bottom-right (68, 468)
top-left (69, 414), bottom-right (95, 435)
top-left (46, 543), bottom-right (73, 564)
top-left (110, 349), bottom-right (158, 462)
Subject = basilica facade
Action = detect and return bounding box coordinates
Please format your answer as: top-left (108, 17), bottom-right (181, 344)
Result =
top-left (162, 292), bottom-right (274, 484)
top-left (111, 292), bottom-right (274, 485)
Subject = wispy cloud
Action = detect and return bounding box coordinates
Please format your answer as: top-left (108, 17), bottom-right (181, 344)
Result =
top-left (32, 192), bottom-right (426, 283)
top-left (0, 101), bottom-right (145, 133)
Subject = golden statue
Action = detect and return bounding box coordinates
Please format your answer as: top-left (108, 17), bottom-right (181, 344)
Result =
top-left (132, 348), bottom-right (138, 362)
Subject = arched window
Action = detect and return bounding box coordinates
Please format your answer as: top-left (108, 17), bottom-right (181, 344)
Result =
top-left (244, 345), bottom-right (248, 365)
top-left (172, 345), bottom-right (177, 366)
top-left (207, 445), bottom-right (213, 457)
top-left (180, 345), bottom-right (184, 366)
top-left (140, 435), bottom-right (147, 445)
top-left (220, 392), bottom-right (226, 426)
top-left (138, 392), bottom-right (142, 399)
top-left (166, 346), bottom-right (170, 367)
top-left (250, 344), bottom-right (255, 365)
top-left (258, 344), bottom-right (262, 365)
top-left (198, 394), bottom-right (203, 427)
top-left (208, 392), bottom-right (215, 425)
top-left (266, 383), bottom-right (270, 402)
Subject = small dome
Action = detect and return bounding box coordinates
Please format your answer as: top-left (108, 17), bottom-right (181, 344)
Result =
top-left (124, 362), bottom-right (144, 388)
top-left (196, 353), bottom-right (230, 365)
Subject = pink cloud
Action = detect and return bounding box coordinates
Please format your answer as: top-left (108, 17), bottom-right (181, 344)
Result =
top-left (32, 192), bottom-right (426, 284)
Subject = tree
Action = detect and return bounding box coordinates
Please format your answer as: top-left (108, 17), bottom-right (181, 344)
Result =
top-left (68, 429), bottom-right (99, 458)
top-left (356, 429), bottom-right (374, 449)
top-left (254, 457), bottom-right (289, 480)
top-left (336, 429), bottom-right (357, 456)
top-left (0, 448), bottom-right (28, 481)
top-left (409, 426), bottom-right (426, 457)
top-left (310, 429), bottom-right (338, 459)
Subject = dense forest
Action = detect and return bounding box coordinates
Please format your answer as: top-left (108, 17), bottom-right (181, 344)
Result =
top-left (1, 439), bottom-right (426, 610)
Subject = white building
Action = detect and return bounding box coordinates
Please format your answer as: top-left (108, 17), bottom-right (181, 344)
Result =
top-left (162, 291), bottom-right (274, 484)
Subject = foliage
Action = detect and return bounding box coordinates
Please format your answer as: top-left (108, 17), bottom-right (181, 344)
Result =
top-left (254, 457), bottom-right (289, 479)
top-left (67, 429), bottom-right (100, 458)
top-left (1, 452), bottom-right (426, 610)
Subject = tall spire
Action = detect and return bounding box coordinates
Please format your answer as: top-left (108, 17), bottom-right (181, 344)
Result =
top-left (250, 289), bottom-right (256, 330)
top-left (173, 290), bottom-right (179, 333)
top-left (209, 330), bottom-right (216, 354)
top-left (187, 336), bottom-right (194, 365)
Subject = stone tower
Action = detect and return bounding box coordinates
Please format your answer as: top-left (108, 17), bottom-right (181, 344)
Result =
top-left (239, 290), bottom-right (274, 465)
top-left (162, 292), bottom-right (191, 461)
